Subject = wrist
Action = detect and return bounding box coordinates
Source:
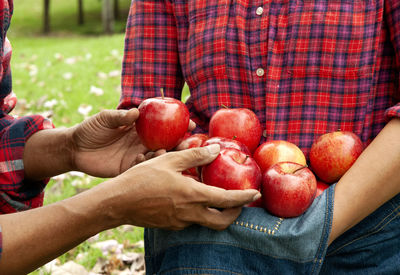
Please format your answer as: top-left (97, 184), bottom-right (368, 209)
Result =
top-left (24, 127), bottom-right (75, 180)
top-left (79, 178), bottom-right (126, 229)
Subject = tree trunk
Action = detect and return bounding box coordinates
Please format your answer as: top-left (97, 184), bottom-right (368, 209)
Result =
top-left (114, 0), bottom-right (120, 20)
top-left (102, 0), bottom-right (114, 34)
top-left (78, 0), bottom-right (84, 25)
top-left (43, 0), bottom-right (51, 33)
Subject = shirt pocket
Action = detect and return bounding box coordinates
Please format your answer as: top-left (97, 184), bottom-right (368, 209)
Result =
top-left (184, 0), bottom-right (230, 87)
top-left (285, 0), bottom-right (379, 79)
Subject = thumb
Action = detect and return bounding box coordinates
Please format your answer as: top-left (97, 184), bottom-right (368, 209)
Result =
top-left (167, 144), bottom-right (220, 172)
top-left (98, 109), bottom-right (139, 129)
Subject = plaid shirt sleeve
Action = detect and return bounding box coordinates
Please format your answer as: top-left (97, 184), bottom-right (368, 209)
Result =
top-left (0, 0), bottom-right (55, 259)
top-left (118, 0), bottom-right (185, 109)
top-left (384, 0), bottom-right (400, 120)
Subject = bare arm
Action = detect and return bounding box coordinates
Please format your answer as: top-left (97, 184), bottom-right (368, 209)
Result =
top-left (329, 118), bottom-right (400, 244)
top-left (0, 145), bottom-right (260, 274)
top-left (23, 127), bottom-right (74, 180)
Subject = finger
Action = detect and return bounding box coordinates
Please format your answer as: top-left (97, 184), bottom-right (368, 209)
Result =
top-left (175, 138), bottom-right (190, 151)
top-left (196, 185), bottom-right (261, 209)
top-left (198, 207), bottom-right (243, 231)
top-left (99, 109), bottom-right (140, 129)
top-left (165, 144), bottom-right (220, 172)
top-left (188, 120), bottom-right (196, 131)
top-left (135, 154), bottom-right (146, 164)
top-left (145, 151), bottom-right (156, 160)
top-left (154, 149), bottom-right (167, 157)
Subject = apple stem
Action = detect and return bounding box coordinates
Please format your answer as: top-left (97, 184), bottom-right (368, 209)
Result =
top-left (221, 104), bottom-right (229, 109)
top-left (160, 88), bottom-right (165, 99)
top-left (245, 155), bottom-right (249, 162)
top-left (232, 135), bottom-right (237, 140)
top-left (293, 164), bottom-right (308, 174)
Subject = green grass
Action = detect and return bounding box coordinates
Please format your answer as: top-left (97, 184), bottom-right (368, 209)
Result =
top-left (9, 1), bottom-right (151, 273)
top-left (9, 0), bottom-right (132, 37)
top-left (11, 35), bottom-right (124, 127)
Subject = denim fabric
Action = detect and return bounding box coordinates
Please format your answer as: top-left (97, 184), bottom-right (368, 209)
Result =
top-left (145, 186), bottom-right (335, 275)
top-left (321, 193), bottom-right (400, 275)
top-left (145, 187), bottom-right (400, 275)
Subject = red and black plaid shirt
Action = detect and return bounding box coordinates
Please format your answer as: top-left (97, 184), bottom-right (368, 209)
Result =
top-left (120, 0), bottom-right (400, 158)
top-left (0, 0), bottom-right (53, 217)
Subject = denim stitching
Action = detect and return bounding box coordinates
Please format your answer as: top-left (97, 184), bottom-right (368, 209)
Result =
top-left (160, 267), bottom-right (243, 275)
top-left (311, 185), bottom-right (335, 275)
top-left (232, 217), bottom-right (284, 235)
top-left (327, 204), bottom-right (400, 256)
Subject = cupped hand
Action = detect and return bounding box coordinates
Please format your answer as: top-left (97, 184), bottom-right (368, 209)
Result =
top-left (100, 145), bottom-right (261, 231)
top-left (70, 109), bottom-right (165, 178)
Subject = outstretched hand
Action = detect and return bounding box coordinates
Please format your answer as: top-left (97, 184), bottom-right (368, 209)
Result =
top-left (70, 109), bottom-right (165, 178)
top-left (100, 145), bottom-right (261, 231)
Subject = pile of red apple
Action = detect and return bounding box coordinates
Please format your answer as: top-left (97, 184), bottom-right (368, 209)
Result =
top-left (135, 95), bottom-right (364, 218)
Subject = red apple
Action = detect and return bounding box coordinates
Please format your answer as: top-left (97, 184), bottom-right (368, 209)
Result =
top-left (247, 197), bottom-right (263, 208)
top-left (209, 107), bottom-right (262, 153)
top-left (175, 133), bottom-right (209, 178)
top-left (316, 181), bottom-right (330, 197)
top-left (201, 148), bottom-right (262, 191)
top-left (261, 162), bottom-right (317, 218)
top-left (310, 131), bottom-right (364, 183)
top-left (202, 136), bottom-right (251, 155)
top-left (253, 140), bottom-right (307, 173)
top-left (135, 96), bottom-right (190, 151)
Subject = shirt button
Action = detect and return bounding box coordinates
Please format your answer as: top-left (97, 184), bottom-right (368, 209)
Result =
top-left (263, 130), bottom-right (267, 138)
top-left (256, 68), bottom-right (265, 77)
top-left (256, 7), bottom-right (264, 16)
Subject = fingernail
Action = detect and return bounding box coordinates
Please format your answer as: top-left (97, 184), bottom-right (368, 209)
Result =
top-left (253, 192), bottom-right (261, 201)
top-left (206, 144), bottom-right (220, 156)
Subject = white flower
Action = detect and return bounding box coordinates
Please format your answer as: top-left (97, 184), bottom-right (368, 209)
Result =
top-left (110, 49), bottom-right (119, 57)
top-left (89, 85), bottom-right (104, 96)
top-left (44, 99), bottom-right (58, 109)
top-left (65, 57), bottom-right (77, 65)
top-left (78, 104), bottom-right (93, 117)
top-left (62, 72), bottom-right (73, 80)
top-left (108, 70), bottom-right (120, 77)
top-left (54, 53), bottom-right (63, 60)
top-left (28, 64), bottom-right (38, 76)
top-left (97, 72), bottom-right (108, 79)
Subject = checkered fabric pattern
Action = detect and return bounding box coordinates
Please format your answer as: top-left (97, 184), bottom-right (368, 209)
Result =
top-left (120, 0), bottom-right (400, 157)
top-left (0, 0), bottom-right (53, 217)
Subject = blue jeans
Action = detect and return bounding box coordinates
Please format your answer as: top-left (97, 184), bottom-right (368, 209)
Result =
top-left (145, 186), bottom-right (400, 274)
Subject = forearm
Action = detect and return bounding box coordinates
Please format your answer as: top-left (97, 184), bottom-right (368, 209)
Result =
top-left (0, 180), bottom-right (119, 274)
top-left (329, 118), bottom-right (400, 244)
top-left (23, 127), bottom-right (74, 180)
